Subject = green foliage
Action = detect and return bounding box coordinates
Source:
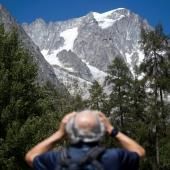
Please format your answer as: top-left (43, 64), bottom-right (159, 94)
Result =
top-left (0, 26), bottom-right (85, 170)
top-left (86, 81), bottom-right (108, 114)
top-left (0, 25), bottom-right (38, 169)
top-left (140, 24), bottom-right (170, 170)
top-left (0, 28), bottom-right (39, 133)
top-left (105, 57), bottom-right (133, 129)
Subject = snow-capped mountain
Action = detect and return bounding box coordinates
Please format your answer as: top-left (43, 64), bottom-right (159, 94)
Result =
top-left (23, 8), bottom-right (150, 97)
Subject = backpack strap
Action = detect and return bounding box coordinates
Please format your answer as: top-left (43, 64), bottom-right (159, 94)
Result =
top-left (59, 148), bottom-right (82, 170)
top-left (58, 146), bottom-right (105, 170)
top-left (59, 149), bottom-right (71, 166)
top-left (89, 146), bottom-right (105, 170)
top-left (78, 146), bottom-right (105, 170)
top-left (79, 146), bottom-right (105, 163)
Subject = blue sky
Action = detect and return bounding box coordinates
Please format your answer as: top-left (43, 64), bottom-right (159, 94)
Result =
top-left (0, 0), bottom-right (169, 33)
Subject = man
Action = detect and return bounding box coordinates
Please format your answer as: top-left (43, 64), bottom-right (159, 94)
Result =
top-left (25, 110), bottom-right (145, 170)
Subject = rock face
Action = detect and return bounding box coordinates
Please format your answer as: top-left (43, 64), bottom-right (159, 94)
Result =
top-left (57, 50), bottom-right (94, 82)
top-left (22, 8), bottom-right (151, 96)
top-left (0, 4), bottom-right (65, 90)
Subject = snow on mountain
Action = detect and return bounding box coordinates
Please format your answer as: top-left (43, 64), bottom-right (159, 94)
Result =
top-left (41, 50), bottom-right (64, 68)
top-left (58, 27), bottom-right (78, 54)
top-left (125, 45), bottom-right (145, 74)
top-left (92, 8), bottom-right (125, 29)
top-left (22, 8), bottom-right (151, 96)
top-left (41, 27), bottom-right (78, 73)
top-left (53, 66), bottom-right (92, 99)
top-left (0, 4), bottom-right (65, 91)
top-left (82, 59), bottom-right (107, 84)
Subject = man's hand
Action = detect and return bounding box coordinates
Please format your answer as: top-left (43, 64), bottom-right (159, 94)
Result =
top-left (25, 112), bottom-right (76, 167)
top-left (59, 112), bottom-right (76, 135)
top-left (98, 112), bottom-right (145, 158)
top-left (98, 112), bottom-right (113, 135)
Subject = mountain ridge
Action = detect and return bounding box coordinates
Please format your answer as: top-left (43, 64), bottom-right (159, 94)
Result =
top-left (22, 8), bottom-right (151, 97)
top-left (0, 4), bottom-right (66, 91)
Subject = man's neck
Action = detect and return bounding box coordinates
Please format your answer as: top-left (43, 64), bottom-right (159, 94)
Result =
top-left (71, 141), bottom-right (99, 148)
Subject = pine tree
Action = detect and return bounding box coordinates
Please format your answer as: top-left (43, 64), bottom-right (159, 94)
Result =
top-left (140, 24), bottom-right (170, 170)
top-left (130, 66), bottom-right (147, 122)
top-left (126, 66), bottom-right (148, 140)
top-left (0, 28), bottom-right (38, 132)
top-left (87, 81), bottom-right (108, 113)
top-left (105, 57), bottom-right (133, 130)
top-left (0, 26), bottom-right (44, 169)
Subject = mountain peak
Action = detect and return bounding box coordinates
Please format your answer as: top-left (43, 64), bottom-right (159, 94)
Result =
top-left (91, 8), bottom-right (131, 29)
top-left (93, 8), bottom-right (127, 15)
top-left (34, 18), bottom-right (46, 24)
top-left (0, 4), bottom-right (13, 18)
top-left (92, 8), bottom-right (130, 17)
top-left (0, 4), bottom-right (5, 11)
top-left (0, 4), bottom-right (18, 32)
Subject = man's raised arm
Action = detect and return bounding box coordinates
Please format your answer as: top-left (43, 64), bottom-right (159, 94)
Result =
top-left (99, 112), bottom-right (146, 158)
top-left (25, 112), bottom-right (76, 167)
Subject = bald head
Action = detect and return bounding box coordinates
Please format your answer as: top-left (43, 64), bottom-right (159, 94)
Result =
top-left (75, 110), bottom-right (99, 133)
top-left (66, 110), bottom-right (105, 144)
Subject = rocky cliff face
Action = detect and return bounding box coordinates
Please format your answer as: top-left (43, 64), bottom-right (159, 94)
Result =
top-left (22, 8), bottom-right (151, 97)
top-left (0, 4), bottom-right (65, 90)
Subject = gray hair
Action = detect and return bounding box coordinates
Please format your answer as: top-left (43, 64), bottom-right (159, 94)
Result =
top-left (65, 110), bottom-right (105, 144)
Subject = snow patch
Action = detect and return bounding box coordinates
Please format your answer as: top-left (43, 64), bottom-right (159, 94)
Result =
top-left (99, 19), bottom-right (117, 29)
top-left (137, 49), bottom-right (144, 64)
top-left (138, 72), bottom-right (145, 80)
top-left (41, 27), bottom-right (78, 72)
top-left (41, 49), bottom-right (74, 73)
top-left (41, 49), bottom-right (63, 66)
top-left (60, 27), bottom-right (78, 51)
top-left (82, 60), bottom-right (107, 84)
top-left (42, 27), bottom-right (78, 56)
top-left (54, 67), bottom-right (92, 99)
top-left (93, 10), bottom-right (125, 29)
top-left (125, 52), bottom-right (133, 66)
top-left (125, 49), bottom-right (144, 75)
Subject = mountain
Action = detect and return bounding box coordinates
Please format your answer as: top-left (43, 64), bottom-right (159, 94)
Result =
top-left (0, 4), bottom-right (65, 90)
top-left (22, 8), bottom-right (151, 97)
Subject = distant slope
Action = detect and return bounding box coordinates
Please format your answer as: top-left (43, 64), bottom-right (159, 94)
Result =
top-left (0, 4), bottom-right (65, 91)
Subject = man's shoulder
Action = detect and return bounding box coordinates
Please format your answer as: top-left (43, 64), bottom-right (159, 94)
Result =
top-left (101, 148), bottom-right (139, 170)
top-left (100, 148), bottom-right (126, 162)
top-left (68, 146), bottom-right (138, 159)
top-left (102, 148), bottom-right (126, 157)
top-left (33, 147), bottom-right (139, 170)
top-left (33, 147), bottom-right (139, 161)
top-left (33, 151), bottom-right (59, 169)
top-left (103, 148), bottom-right (140, 160)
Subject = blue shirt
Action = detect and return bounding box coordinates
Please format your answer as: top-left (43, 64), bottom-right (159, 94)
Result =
top-left (33, 145), bottom-right (139, 170)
